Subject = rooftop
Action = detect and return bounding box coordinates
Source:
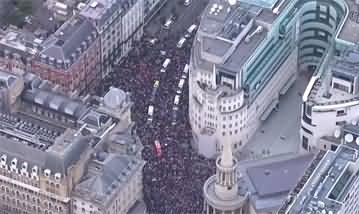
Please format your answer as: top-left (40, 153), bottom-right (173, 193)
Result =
top-left (338, 0), bottom-right (359, 44)
top-left (308, 50), bottom-right (359, 107)
top-left (193, 0), bottom-right (283, 75)
top-left (40, 15), bottom-right (97, 68)
top-left (73, 152), bottom-right (144, 207)
top-left (278, 146), bottom-right (359, 214)
top-left (0, 71), bottom-right (127, 175)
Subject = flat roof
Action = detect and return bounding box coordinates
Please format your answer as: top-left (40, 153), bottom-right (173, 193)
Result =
top-left (246, 154), bottom-right (313, 197)
top-left (281, 145), bottom-right (358, 213)
top-left (337, 0), bottom-right (359, 44)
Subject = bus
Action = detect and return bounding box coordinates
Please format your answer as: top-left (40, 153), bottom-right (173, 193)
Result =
top-left (154, 140), bottom-right (162, 157)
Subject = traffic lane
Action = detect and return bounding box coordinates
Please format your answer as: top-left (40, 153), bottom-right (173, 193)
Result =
top-left (168, 0), bottom-right (209, 36)
top-left (145, 0), bottom-right (208, 39)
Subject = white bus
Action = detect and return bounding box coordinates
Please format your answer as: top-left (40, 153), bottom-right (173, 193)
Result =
top-left (162, 58), bottom-right (171, 68)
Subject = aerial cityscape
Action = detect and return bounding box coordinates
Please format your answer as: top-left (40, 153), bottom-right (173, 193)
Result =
top-left (1, 0), bottom-right (359, 213)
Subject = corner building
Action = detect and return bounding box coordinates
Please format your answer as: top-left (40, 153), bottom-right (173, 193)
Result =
top-left (189, 0), bottom-right (357, 158)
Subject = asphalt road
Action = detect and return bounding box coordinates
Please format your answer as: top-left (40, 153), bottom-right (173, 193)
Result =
top-left (145, 0), bottom-right (209, 40)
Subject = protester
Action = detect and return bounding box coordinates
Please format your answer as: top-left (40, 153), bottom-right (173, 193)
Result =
top-left (100, 31), bottom-right (214, 214)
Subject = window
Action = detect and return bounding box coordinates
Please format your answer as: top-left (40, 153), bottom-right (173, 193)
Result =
top-left (336, 109), bottom-right (346, 116)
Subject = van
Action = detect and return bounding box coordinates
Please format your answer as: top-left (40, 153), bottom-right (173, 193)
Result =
top-left (173, 95), bottom-right (180, 111)
top-left (177, 37), bottom-right (186, 48)
top-left (177, 79), bottom-right (185, 94)
top-left (184, 0), bottom-right (191, 6)
top-left (187, 24), bottom-right (197, 34)
top-left (162, 17), bottom-right (174, 29)
top-left (147, 105), bottom-right (154, 121)
top-left (162, 58), bottom-right (171, 68)
top-left (153, 80), bottom-right (160, 88)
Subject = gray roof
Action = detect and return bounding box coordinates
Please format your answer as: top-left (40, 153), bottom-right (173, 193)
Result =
top-left (73, 153), bottom-right (143, 206)
top-left (40, 16), bottom-right (97, 66)
top-left (246, 154), bottom-right (313, 197)
top-left (22, 87), bottom-right (88, 119)
top-left (0, 134), bottom-right (90, 175)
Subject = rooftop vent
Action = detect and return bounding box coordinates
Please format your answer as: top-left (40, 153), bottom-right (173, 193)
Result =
top-left (90, 1), bottom-right (99, 8)
top-left (345, 133), bottom-right (354, 143)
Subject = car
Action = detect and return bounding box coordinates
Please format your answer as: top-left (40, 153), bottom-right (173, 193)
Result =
top-left (177, 37), bottom-right (186, 48)
top-left (160, 68), bottom-right (166, 73)
top-left (162, 16), bottom-right (174, 29)
top-left (184, 33), bottom-right (191, 39)
top-left (184, 0), bottom-right (192, 6)
top-left (149, 38), bottom-right (158, 45)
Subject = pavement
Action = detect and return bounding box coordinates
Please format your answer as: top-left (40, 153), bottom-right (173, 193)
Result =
top-left (239, 73), bottom-right (310, 162)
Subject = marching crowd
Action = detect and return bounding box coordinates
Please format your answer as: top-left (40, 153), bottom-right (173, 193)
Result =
top-left (100, 31), bottom-right (215, 214)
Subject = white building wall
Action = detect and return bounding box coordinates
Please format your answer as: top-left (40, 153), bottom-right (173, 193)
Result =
top-left (189, 46), bottom-right (298, 158)
top-left (301, 102), bottom-right (359, 151)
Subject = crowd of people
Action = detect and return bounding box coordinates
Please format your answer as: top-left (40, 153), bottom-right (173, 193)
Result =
top-left (99, 30), bottom-right (215, 214)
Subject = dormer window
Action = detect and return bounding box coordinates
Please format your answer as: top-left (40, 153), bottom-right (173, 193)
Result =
top-left (44, 169), bottom-right (51, 177)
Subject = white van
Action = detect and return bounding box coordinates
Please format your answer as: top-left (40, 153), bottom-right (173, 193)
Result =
top-left (177, 79), bottom-right (185, 94)
top-left (162, 58), bottom-right (171, 68)
top-left (147, 105), bottom-right (154, 121)
top-left (177, 37), bottom-right (186, 48)
top-left (153, 80), bottom-right (160, 88)
top-left (187, 24), bottom-right (197, 34)
top-left (173, 95), bottom-right (180, 111)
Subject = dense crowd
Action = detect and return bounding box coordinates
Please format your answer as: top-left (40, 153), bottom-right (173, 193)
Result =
top-left (100, 32), bottom-right (215, 214)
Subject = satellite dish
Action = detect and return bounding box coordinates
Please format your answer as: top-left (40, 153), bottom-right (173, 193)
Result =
top-left (356, 137), bottom-right (359, 145)
top-left (334, 129), bottom-right (341, 138)
top-left (345, 133), bottom-right (354, 143)
top-left (228, 0), bottom-right (237, 6)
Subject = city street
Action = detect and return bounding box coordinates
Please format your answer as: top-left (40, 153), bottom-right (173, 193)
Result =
top-left (99, 1), bottom-right (212, 213)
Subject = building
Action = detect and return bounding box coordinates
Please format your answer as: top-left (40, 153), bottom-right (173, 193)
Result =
top-left (278, 144), bottom-right (359, 214)
top-left (203, 137), bottom-right (314, 214)
top-left (80, 0), bottom-right (144, 76)
top-left (144, 0), bottom-right (167, 22)
top-left (301, 48), bottom-right (359, 152)
top-left (0, 26), bottom-right (42, 75)
top-left (203, 138), bottom-right (249, 213)
top-left (45, 0), bottom-right (78, 21)
top-left (189, 0), bottom-right (359, 158)
top-left (0, 70), bottom-right (144, 214)
top-left (32, 15), bottom-right (101, 93)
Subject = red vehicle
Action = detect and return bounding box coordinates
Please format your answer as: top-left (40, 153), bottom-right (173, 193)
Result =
top-left (154, 140), bottom-right (162, 157)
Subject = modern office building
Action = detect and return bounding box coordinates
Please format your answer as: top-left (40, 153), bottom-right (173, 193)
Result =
top-left (80, 0), bottom-right (144, 77)
top-left (189, 0), bottom-right (359, 158)
top-left (203, 137), bottom-right (314, 214)
top-left (278, 144), bottom-right (359, 214)
top-left (0, 70), bottom-right (144, 214)
top-left (31, 15), bottom-right (101, 94)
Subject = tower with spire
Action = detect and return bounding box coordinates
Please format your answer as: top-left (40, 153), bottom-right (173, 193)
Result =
top-left (203, 138), bottom-right (248, 214)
